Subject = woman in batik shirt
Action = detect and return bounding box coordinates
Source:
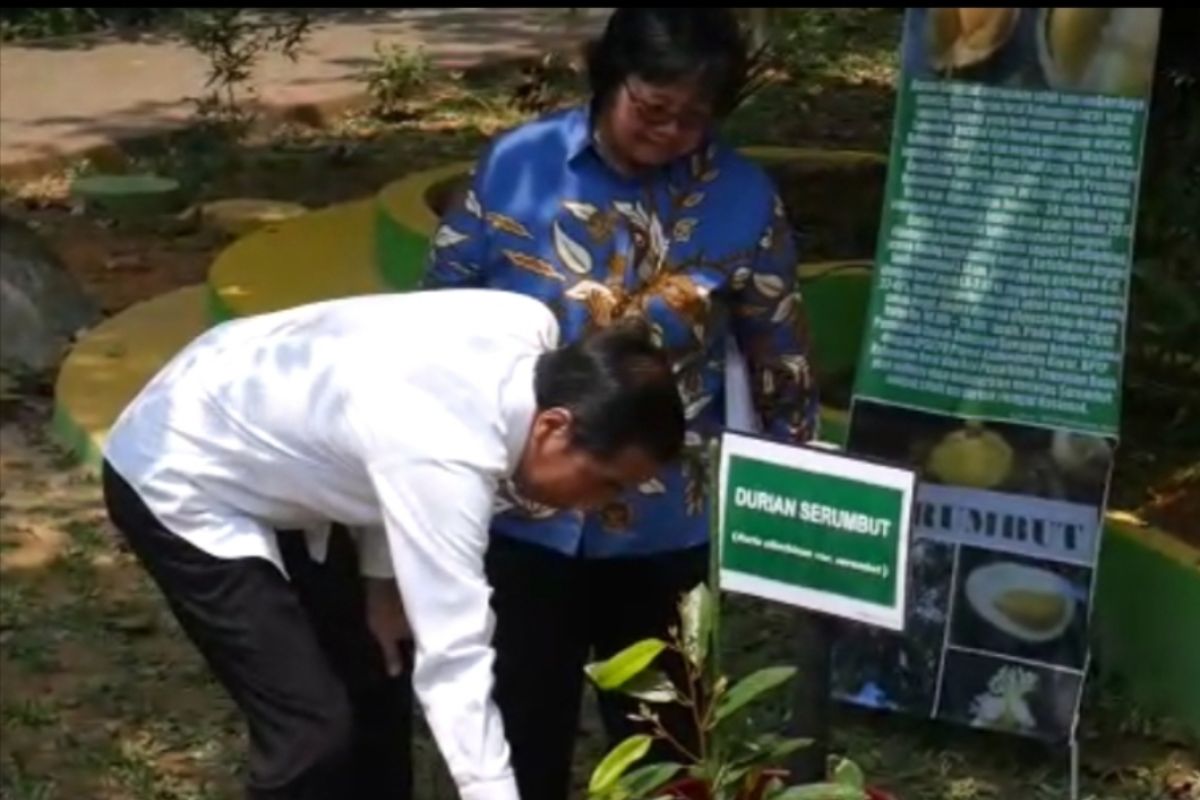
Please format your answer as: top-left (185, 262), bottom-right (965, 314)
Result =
top-left (423, 9), bottom-right (819, 798)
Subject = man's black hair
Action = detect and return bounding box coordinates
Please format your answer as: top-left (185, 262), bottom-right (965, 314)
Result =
top-left (585, 8), bottom-right (749, 117)
top-left (534, 320), bottom-right (685, 464)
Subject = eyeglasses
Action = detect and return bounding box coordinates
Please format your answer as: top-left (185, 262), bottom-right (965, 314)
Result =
top-left (622, 80), bottom-right (713, 134)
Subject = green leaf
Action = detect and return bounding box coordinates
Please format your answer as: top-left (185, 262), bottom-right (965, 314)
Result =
top-left (585, 639), bottom-right (667, 691)
top-left (713, 666), bottom-right (797, 723)
top-left (621, 668), bottom-right (679, 704)
top-left (735, 735), bottom-right (814, 768)
top-left (831, 758), bottom-right (866, 790)
top-left (617, 762), bottom-right (685, 795)
top-left (589, 735), bottom-right (654, 795)
top-left (763, 775), bottom-right (789, 795)
top-left (679, 582), bottom-right (714, 668)
top-left (769, 783), bottom-right (864, 800)
top-left (767, 736), bottom-right (813, 761)
top-left (716, 764), bottom-right (753, 791)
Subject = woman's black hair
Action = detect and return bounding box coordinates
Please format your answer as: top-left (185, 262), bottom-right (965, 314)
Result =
top-left (534, 320), bottom-right (685, 464)
top-left (585, 8), bottom-right (749, 117)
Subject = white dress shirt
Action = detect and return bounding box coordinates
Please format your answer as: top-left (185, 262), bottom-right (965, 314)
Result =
top-left (105, 288), bottom-right (560, 800)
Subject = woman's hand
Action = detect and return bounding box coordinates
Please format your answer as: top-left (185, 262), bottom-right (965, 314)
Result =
top-left (364, 577), bottom-right (411, 677)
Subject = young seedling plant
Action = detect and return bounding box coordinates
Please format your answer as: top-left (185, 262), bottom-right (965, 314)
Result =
top-left (585, 583), bottom-right (871, 800)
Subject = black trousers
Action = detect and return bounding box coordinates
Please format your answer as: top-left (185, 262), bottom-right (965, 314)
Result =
top-left (486, 534), bottom-right (710, 800)
top-left (102, 462), bottom-right (413, 800)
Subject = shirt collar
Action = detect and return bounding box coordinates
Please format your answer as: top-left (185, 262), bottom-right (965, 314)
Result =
top-left (564, 104), bottom-right (596, 165)
top-left (499, 354), bottom-right (539, 477)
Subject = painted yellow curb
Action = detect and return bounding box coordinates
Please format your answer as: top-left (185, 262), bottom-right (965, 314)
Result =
top-left (376, 160), bottom-right (476, 239)
top-left (739, 145), bottom-right (887, 165)
top-left (797, 260), bottom-right (874, 280)
top-left (201, 198), bottom-right (310, 237)
top-left (208, 199), bottom-right (383, 320)
top-left (53, 285), bottom-right (210, 469)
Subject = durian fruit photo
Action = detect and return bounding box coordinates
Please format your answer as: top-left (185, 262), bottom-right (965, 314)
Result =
top-left (926, 420), bottom-right (1015, 491)
top-left (925, 8), bottom-right (1021, 73)
top-left (846, 400), bottom-right (1116, 506)
top-left (1035, 8), bottom-right (1163, 98)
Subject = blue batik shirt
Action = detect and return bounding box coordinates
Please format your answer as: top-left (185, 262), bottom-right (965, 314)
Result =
top-left (423, 105), bottom-right (818, 558)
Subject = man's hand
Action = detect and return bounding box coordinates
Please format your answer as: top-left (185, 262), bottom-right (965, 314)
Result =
top-left (364, 577), bottom-right (411, 677)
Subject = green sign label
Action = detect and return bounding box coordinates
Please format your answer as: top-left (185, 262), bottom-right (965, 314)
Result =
top-left (717, 433), bottom-right (915, 630)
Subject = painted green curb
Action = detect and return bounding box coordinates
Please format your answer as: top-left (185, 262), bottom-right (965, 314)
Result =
top-left (375, 160), bottom-right (475, 292)
top-left (375, 202), bottom-right (431, 292)
top-left (71, 173), bottom-right (182, 219)
top-left (206, 281), bottom-right (234, 324)
top-left (798, 261), bottom-right (874, 377)
top-left (51, 401), bottom-right (103, 473)
top-left (1094, 515), bottom-right (1200, 732)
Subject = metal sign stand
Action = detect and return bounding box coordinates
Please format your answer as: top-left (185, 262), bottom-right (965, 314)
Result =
top-left (1069, 728), bottom-right (1081, 800)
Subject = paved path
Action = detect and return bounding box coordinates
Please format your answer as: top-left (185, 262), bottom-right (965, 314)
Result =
top-left (0, 9), bottom-right (609, 178)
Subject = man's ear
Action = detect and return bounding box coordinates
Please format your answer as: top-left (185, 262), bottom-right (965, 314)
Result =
top-left (529, 407), bottom-right (574, 448)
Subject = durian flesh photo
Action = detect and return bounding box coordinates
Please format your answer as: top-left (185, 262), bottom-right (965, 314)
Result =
top-left (1037, 8), bottom-right (1162, 98)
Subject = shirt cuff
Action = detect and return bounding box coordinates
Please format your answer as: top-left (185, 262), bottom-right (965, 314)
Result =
top-left (458, 774), bottom-right (520, 800)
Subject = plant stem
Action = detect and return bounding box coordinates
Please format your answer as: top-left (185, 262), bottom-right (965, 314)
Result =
top-left (679, 630), bottom-right (709, 763)
top-left (707, 437), bottom-right (722, 682)
top-left (652, 714), bottom-right (702, 764)
top-left (706, 436), bottom-right (723, 765)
